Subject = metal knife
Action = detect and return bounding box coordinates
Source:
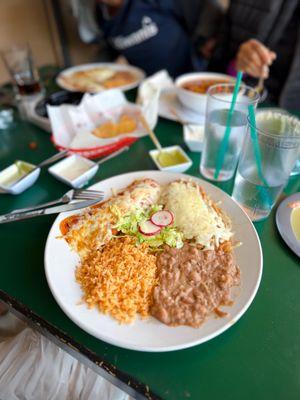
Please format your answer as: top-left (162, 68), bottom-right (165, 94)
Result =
top-left (0, 198), bottom-right (99, 224)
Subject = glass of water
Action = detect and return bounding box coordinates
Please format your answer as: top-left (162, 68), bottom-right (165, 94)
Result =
top-left (200, 83), bottom-right (260, 181)
top-left (232, 109), bottom-right (300, 221)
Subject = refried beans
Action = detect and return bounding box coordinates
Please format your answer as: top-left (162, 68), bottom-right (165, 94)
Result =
top-left (151, 243), bottom-right (240, 327)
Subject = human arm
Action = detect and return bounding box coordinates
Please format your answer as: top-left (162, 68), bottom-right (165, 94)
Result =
top-left (236, 39), bottom-right (277, 78)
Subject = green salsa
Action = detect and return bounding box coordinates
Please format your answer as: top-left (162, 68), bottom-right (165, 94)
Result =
top-left (155, 149), bottom-right (187, 168)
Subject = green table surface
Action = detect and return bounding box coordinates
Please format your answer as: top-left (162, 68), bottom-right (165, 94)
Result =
top-left (0, 100), bottom-right (299, 400)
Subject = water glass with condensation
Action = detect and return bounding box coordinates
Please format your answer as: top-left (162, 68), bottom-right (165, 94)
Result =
top-left (200, 83), bottom-right (260, 181)
top-left (232, 109), bottom-right (300, 221)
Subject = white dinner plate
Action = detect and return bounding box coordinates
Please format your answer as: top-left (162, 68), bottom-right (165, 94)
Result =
top-left (56, 63), bottom-right (145, 93)
top-left (45, 171), bottom-right (263, 352)
top-left (276, 193), bottom-right (300, 258)
top-left (158, 87), bottom-right (205, 125)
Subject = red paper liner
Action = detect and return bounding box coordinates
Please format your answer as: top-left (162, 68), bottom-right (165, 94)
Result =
top-left (51, 135), bottom-right (137, 159)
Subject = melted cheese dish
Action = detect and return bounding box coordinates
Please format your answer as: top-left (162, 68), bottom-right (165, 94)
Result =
top-left (160, 180), bottom-right (232, 249)
top-left (61, 68), bottom-right (137, 92)
top-left (60, 179), bottom-right (161, 257)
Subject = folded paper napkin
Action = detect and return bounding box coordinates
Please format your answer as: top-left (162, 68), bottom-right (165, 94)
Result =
top-left (137, 70), bottom-right (173, 128)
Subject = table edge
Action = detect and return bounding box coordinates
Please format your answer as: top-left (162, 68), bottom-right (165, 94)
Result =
top-left (0, 289), bottom-right (161, 400)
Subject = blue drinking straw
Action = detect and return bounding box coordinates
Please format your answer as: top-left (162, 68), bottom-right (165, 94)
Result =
top-left (248, 104), bottom-right (272, 208)
top-left (214, 71), bottom-right (243, 180)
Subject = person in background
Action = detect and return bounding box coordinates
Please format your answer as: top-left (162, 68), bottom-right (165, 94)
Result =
top-left (72, 0), bottom-right (225, 77)
top-left (209, 0), bottom-right (300, 109)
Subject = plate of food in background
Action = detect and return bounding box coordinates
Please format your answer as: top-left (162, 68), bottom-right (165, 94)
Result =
top-left (158, 86), bottom-right (206, 125)
top-left (45, 171), bottom-right (263, 352)
top-left (158, 72), bottom-right (234, 127)
top-left (57, 63), bottom-right (145, 93)
top-left (276, 193), bottom-right (300, 258)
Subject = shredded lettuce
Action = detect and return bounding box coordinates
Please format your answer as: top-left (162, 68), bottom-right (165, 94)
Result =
top-left (111, 205), bottom-right (183, 249)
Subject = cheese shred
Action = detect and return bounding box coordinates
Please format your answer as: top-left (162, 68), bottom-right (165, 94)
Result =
top-left (160, 180), bottom-right (233, 249)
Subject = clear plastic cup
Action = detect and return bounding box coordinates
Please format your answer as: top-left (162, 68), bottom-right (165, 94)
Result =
top-left (254, 108), bottom-right (300, 177)
top-left (232, 109), bottom-right (300, 221)
top-left (200, 83), bottom-right (260, 181)
top-left (291, 159), bottom-right (300, 176)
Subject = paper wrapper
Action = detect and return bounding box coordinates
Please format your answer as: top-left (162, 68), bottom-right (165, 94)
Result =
top-left (137, 70), bottom-right (173, 128)
top-left (48, 89), bottom-right (148, 158)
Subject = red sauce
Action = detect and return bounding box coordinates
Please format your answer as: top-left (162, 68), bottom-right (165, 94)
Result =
top-left (181, 79), bottom-right (229, 94)
top-left (60, 215), bottom-right (80, 235)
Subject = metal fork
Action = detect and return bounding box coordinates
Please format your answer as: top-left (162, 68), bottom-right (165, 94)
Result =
top-left (254, 64), bottom-right (269, 96)
top-left (11, 189), bottom-right (104, 214)
top-left (254, 76), bottom-right (265, 95)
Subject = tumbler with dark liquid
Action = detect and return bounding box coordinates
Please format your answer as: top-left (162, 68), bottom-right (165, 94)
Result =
top-left (16, 80), bottom-right (41, 96)
top-left (1, 44), bottom-right (43, 98)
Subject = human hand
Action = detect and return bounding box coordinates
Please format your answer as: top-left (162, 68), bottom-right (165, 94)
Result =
top-left (236, 39), bottom-right (276, 78)
top-left (115, 55), bottom-right (128, 64)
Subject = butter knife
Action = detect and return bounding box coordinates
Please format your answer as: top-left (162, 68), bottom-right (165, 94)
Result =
top-left (0, 198), bottom-right (99, 224)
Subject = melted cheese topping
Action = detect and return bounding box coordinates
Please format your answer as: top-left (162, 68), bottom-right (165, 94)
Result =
top-left (63, 179), bottom-right (161, 257)
top-left (160, 180), bottom-right (232, 249)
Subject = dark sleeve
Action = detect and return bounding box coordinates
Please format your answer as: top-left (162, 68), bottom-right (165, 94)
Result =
top-left (207, 7), bottom-right (233, 72)
top-left (278, 26), bottom-right (300, 109)
top-left (172, 0), bottom-right (205, 35)
top-left (193, 0), bottom-right (226, 46)
top-left (173, 0), bottom-right (225, 41)
top-left (93, 3), bottom-right (121, 61)
top-left (97, 40), bottom-right (120, 62)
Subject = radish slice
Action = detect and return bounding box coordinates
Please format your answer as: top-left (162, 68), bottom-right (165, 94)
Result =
top-left (139, 220), bottom-right (161, 236)
top-left (150, 210), bottom-right (174, 227)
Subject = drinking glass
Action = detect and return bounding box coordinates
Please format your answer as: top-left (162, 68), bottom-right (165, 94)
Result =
top-left (0, 108), bottom-right (14, 130)
top-left (1, 44), bottom-right (43, 99)
top-left (200, 84), bottom-right (260, 181)
top-left (232, 109), bottom-right (300, 221)
top-left (256, 108), bottom-right (300, 177)
top-left (291, 159), bottom-right (300, 176)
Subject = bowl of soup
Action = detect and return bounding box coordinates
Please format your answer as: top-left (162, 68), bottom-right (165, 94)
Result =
top-left (175, 72), bottom-right (234, 114)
